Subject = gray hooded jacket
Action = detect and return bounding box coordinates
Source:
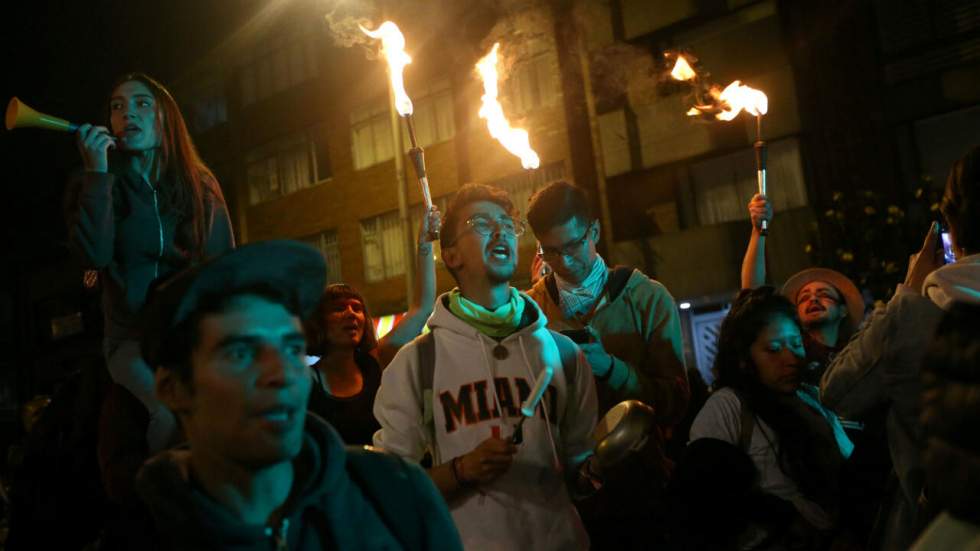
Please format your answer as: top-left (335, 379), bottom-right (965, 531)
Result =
top-left (821, 253), bottom-right (980, 546)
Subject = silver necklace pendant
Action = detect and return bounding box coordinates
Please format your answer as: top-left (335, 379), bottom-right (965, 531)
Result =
top-left (492, 344), bottom-right (509, 360)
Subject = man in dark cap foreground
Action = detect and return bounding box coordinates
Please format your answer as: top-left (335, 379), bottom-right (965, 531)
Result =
top-left (135, 240), bottom-right (461, 550)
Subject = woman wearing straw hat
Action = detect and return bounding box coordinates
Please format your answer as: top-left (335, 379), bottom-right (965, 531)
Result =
top-left (741, 195), bottom-right (865, 384)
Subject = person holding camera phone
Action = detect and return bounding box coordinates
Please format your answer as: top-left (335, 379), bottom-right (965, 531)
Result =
top-left (821, 145), bottom-right (980, 549)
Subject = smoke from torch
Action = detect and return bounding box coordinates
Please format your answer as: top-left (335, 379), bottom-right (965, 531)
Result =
top-left (476, 43), bottom-right (540, 170)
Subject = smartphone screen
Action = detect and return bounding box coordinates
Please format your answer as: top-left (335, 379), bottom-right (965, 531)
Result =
top-left (941, 231), bottom-right (956, 264)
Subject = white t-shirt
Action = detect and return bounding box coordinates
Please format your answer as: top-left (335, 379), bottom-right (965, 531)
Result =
top-left (689, 387), bottom-right (832, 530)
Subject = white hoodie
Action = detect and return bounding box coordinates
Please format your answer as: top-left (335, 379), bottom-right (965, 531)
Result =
top-left (374, 290), bottom-right (597, 550)
top-left (923, 252), bottom-right (980, 310)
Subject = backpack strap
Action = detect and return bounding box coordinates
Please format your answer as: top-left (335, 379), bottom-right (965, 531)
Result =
top-left (736, 393), bottom-right (755, 453)
top-left (544, 272), bottom-right (560, 306)
top-left (605, 265), bottom-right (635, 302)
top-left (415, 332), bottom-right (437, 461)
top-left (346, 446), bottom-right (424, 550)
top-left (548, 329), bottom-right (578, 380)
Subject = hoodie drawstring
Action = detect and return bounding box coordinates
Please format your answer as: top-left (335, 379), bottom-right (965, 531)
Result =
top-left (477, 338), bottom-right (505, 424)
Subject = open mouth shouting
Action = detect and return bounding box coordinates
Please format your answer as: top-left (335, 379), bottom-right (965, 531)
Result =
top-left (255, 404), bottom-right (300, 431)
top-left (488, 241), bottom-right (513, 262)
top-left (118, 123), bottom-right (143, 140)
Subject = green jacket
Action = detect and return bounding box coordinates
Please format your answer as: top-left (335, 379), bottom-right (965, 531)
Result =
top-left (527, 267), bottom-right (689, 425)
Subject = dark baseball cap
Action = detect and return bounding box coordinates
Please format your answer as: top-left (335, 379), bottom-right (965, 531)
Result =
top-left (140, 240), bottom-right (326, 368)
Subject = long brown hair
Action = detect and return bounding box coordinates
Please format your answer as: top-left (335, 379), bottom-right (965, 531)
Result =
top-left (108, 72), bottom-right (224, 259)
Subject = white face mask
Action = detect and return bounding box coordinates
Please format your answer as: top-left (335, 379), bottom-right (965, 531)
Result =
top-left (555, 255), bottom-right (608, 318)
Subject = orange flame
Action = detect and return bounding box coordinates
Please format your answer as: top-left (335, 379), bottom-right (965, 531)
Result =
top-left (668, 52), bottom-right (768, 121)
top-left (475, 43), bottom-right (540, 170)
top-left (361, 21), bottom-right (413, 116)
top-left (670, 55), bottom-right (696, 81)
top-left (711, 80), bottom-right (768, 120)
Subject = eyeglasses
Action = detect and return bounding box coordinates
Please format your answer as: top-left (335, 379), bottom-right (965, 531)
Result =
top-left (539, 222), bottom-right (594, 260)
top-left (445, 214), bottom-right (526, 246)
top-left (796, 289), bottom-right (841, 306)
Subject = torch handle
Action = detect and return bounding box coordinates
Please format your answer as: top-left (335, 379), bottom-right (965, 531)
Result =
top-left (754, 139), bottom-right (768, 236)
top-left (407, 146), bottom-right (438, 240)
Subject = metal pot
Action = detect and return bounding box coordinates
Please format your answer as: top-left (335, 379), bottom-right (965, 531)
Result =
top-left (593, 400), bottom-right (656, 468)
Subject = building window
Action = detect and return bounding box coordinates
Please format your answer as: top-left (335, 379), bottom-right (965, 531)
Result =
top-left (403, 80), bottom-right (456, 149)
top-left (688, 137), bottom-right (807, 226)
top-left (598, 109), bottom-right (631, 177)
top-left (246, 131), bottom-right (325, 205)
top-left (506, 53), bottom-right (559, 115)
top-left (351, 80), bottom-right (456, 171)
top-left (350, 102), bottom-right (395, 171)
top-left (361, 210), bottom-right (407, 283)
top-left (240, 34), bottom-right (319, 107)
top-left (301, 230), bottom-right (342, 284)
top-left (183, 74), bottom-right (228, 133)
top-left (361, 198), bottom-right (450, 283)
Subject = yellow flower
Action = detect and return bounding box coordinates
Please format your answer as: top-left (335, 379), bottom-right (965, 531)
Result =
top-left (824, 209), bottom-right (835, 218)
top-left (915, 188), bottom-right (924, 199)
top-left (864, 206), bottom-right (877, 215)
top-left (886, 216), bottom-right (895, 225)
top-left (930, 203), bottom-right (940, 212)
top-left (888, 205), bottom-right (903, 216)
top-left (840, 251), bottom-right (854, 263)
top-left (885, 261), bottom-right (898, 273)
top-left (804, 243), bottom-right (813, 253)
top-left (832, 192), bottom-right (843, 202)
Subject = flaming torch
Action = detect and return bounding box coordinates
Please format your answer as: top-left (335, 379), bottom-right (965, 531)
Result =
top-left (670, 54), bottom-right (770, 235)
top-left (361, 21), bottom-right (437, 239)
top-left (475, 43), bottom-right (540, 170)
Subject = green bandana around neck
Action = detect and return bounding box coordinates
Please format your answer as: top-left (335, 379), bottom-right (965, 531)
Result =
top-left (447, 287), bottom-right (526, 338)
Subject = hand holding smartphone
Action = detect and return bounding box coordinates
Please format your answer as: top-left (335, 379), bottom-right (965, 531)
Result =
top-left (940, 223), bottom-right (956, 264)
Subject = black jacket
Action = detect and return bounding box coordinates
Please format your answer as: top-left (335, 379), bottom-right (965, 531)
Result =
top-left (65, 164), bottom-right (234, 339)
top-left (136, 415), bottom-right (462, 550)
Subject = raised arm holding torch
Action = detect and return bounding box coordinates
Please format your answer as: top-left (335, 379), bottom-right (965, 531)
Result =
top-left (361, 21), bottom-right (437, 240)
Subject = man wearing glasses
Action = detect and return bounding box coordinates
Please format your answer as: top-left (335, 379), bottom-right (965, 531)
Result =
top-left (742, 194), bottom-right (864, 384)
top-left (525, 181), bottom-right (688, 548)
top-left (374, 183), bottom-right (598, 550)
top-left (526, 181), bottom-right (688, 422)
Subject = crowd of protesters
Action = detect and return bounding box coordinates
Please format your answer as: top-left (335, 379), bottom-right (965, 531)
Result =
top-left (4, 72), bottom-right (980, 551)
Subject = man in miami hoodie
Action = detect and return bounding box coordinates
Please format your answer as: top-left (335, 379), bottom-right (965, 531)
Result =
top-left (374, 183), bottom-right (599, 550)
top-left (821, 145), bottom-right (980, 549)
